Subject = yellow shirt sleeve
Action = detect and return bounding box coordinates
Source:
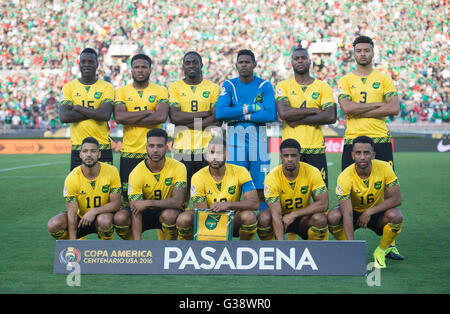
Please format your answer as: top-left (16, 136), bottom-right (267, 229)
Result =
top-left (190, 171), bottom-right (206, 203)
top-left (61, 83), bottom-right (74, 106)
top-left (336, 171), bottom-right (352, 201)
top-left (320, 83), bottom-right (336, 110)
top-left (173, 162), bottom-right (187, 189)
top-left (128, 167), bottom-right (144, 201)
top-left (63, 172), bottom-right (78, 203)
top-left (264, 172), bottom-right (281, 204)
top-left (337, 76), bottom-right (351, 100)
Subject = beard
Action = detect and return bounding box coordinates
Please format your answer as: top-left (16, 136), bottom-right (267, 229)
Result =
top-left (293, 67), bottom-right (309, 76)
top-left (82, 160), bottom-right (97, 168)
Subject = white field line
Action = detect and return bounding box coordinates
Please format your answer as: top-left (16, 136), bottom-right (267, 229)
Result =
top-left (0, 161), bottom-right (66, 173)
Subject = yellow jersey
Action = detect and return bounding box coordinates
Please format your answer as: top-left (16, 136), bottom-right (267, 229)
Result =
top-left (168, 79), bottom-right (220, 154)
top-left (61, 79), bottom-right (115, 149)
top-left (276, 78), bottom-right (335, 153)
top-left (336, 159), bottom-right (399, 213)
top-left (190, 163), bottom-right (256, 206)
top-left (264, 162), bottom-right (327, 215)
top-left (115, 83), bottom-right (169, 157)
top-left (337, 69), bottom-right (397, 144)
top-left (63, 162), bottom-right (121, 218)
top-left (128, 157), bottom-right (187, 202)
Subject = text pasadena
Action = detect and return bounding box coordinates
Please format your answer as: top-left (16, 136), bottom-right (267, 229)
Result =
top-left (164, 246), bottom-right (318, 271)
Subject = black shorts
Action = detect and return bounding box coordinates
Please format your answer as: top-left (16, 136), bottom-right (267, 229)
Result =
top-left (70, 149), bottom-right (114, 171)
top-left (120, 157), bottom-right (146, 195)
top-left (352, 211), bottom-right (384, 236)
top-left (341, 142), bottom-right (394, 171)
top-left (76, 216), bottom-right (100, 238)
top-left (286, 216), bottom-right (308, 240)
top-left (173, 153), bottom-right (208, 189)
top-left (301, 153), bottom-right (328, 187)
top-left (125, 208), bottom-right (182, 232)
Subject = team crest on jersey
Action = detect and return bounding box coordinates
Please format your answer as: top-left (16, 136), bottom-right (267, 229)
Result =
top-left (220, 87), bottom-right (227, 96)
top-left (228, 185), bottom-right (236, 195)
top-left (102, 184), bottom-right (110, 193)
top-left (372, 82), bottom-right (380, 89)
top-left (203, 91), bottom-right (210, 98)
top-left (94, 92), bottom-right (103, 99)
top-left (255, 94), bottom-right (263, 103)
top-left (311, 92), bottom-right (320, 99)
top-left (374, 181), bottom-right (382, 190)
top-left (148, 95), bottom-right (156, 103)
top-left (301, 186), bottom-right (308, 194)
top-left (165, 177), bottom-right (173, 186)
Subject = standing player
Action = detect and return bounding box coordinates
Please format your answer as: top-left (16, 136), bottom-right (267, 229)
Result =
top-left (47, 137), bottom-right (121, 240)
top-left (176, 137), bottom-right (260, 240)
top-left (328, 136), bottom-right (404, 268)
top-left (113, 54), bottom-right (169, 240)
top-left (337, 36), bottom-right (400, 170)
top-left (114, 128), bottom-right (187, 240)
top-left (276, 47), bottom-right (336, 187)
top-left (59, 48), bottom-right (115, 170)
top-left (168, 51), bottom-right (221, 204)
top-left (258, 139), bottom-right (329, 241)
top-left (215, 49), bottom-right (277, 212)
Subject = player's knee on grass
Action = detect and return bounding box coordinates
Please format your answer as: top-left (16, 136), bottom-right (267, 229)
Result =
top-left (96, 213), bottom-right (114, 230)
top-left (310, 213), bottom-right (328, 229)
top-left (176, 211), bottom-right (194, 228)
top-left (47, 213), bottom-right (67, 234)
top-left (327, 206), bottom-right (342, 226)
top-left (113, 209), bottom-right (131, 226)
top-left (257, 209), bottom-right (272, 228)
top-left (385, 208), bottom-right (403, 224)
top-left (238, 210), bottom-right (257, 226)
top-left (160, 209), bottom-right (179, 225)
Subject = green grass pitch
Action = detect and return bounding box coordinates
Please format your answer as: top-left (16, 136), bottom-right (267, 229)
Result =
top-left (0, 152), bottom-right (449, 293)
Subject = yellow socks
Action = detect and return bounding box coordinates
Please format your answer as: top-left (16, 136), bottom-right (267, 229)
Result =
top-left (307, 226), bottom-right (329, 241)
top-left (239, 223), bottom-right (257, 240)
top-left (380, 223), bottom-right (402, 250)
top-left (328, 223), bottom-right (347, 240)
top-left (177, 226), bottom-right (194, 240)
top-left (287, 233), bottom-right (298, 240)
top-left (97, 226), bottom-right (114, 240)
top-left (161, 223), bottom-right (178, 240)
top-left (50, 230), bottom-right (69, 240)
top-left (114, 224), bottom-right (134, 240)
top-left (257, 226), bottom-right (275, 240)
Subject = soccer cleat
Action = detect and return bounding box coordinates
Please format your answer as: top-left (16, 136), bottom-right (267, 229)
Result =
top-left (373, 246), bottom-right (386, 268)
top-left (385, 245), bottom-right (405, 260)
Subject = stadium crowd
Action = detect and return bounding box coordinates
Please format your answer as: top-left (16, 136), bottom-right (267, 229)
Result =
top-left (0, 0), bottom-right (448, 131)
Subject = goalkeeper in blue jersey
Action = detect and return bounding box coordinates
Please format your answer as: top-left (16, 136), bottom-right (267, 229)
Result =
top-left (216, 49), bottom-right (277, 212)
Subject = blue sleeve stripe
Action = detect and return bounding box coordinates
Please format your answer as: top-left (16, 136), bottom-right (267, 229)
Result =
top-left (242, 180), bottom-right (256, 194)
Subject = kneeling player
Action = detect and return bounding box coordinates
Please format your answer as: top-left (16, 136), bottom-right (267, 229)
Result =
top-left (328, 135), bottom-right (403, 268)
top-left (113, 128), bottom-right (187, 240)
top-left (47, 137), bottom-right (121, 240)
top-left (176, 137), bottom-right (260, 240)
top-left (258, 139), bottom-right (329, 241)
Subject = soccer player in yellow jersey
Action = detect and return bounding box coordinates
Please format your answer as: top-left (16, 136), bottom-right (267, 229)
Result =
top-left (113, 128), bottom-right (187, 240)
top-left (258, 139), bottom-right (329, 241)
top-left (328, 136), bottom-right (404, 268)
top-left (176, 137), bottom-right (260, 240)
top-left (337, 36), bottom-right (400, 170)
top-left (276, 47), bottom-right (336, 187)
top-left (169, 51), bottom-right (221, 202)
top-left (47, 137), bottom-right (121, 240)
top-left (59, 48), bottom-right (115, 170)
top-left (113, 54), bottom-right (169, 203)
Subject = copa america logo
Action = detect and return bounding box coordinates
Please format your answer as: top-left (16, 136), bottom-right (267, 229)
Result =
top-left (59, 247), bottom-right (81, 265)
